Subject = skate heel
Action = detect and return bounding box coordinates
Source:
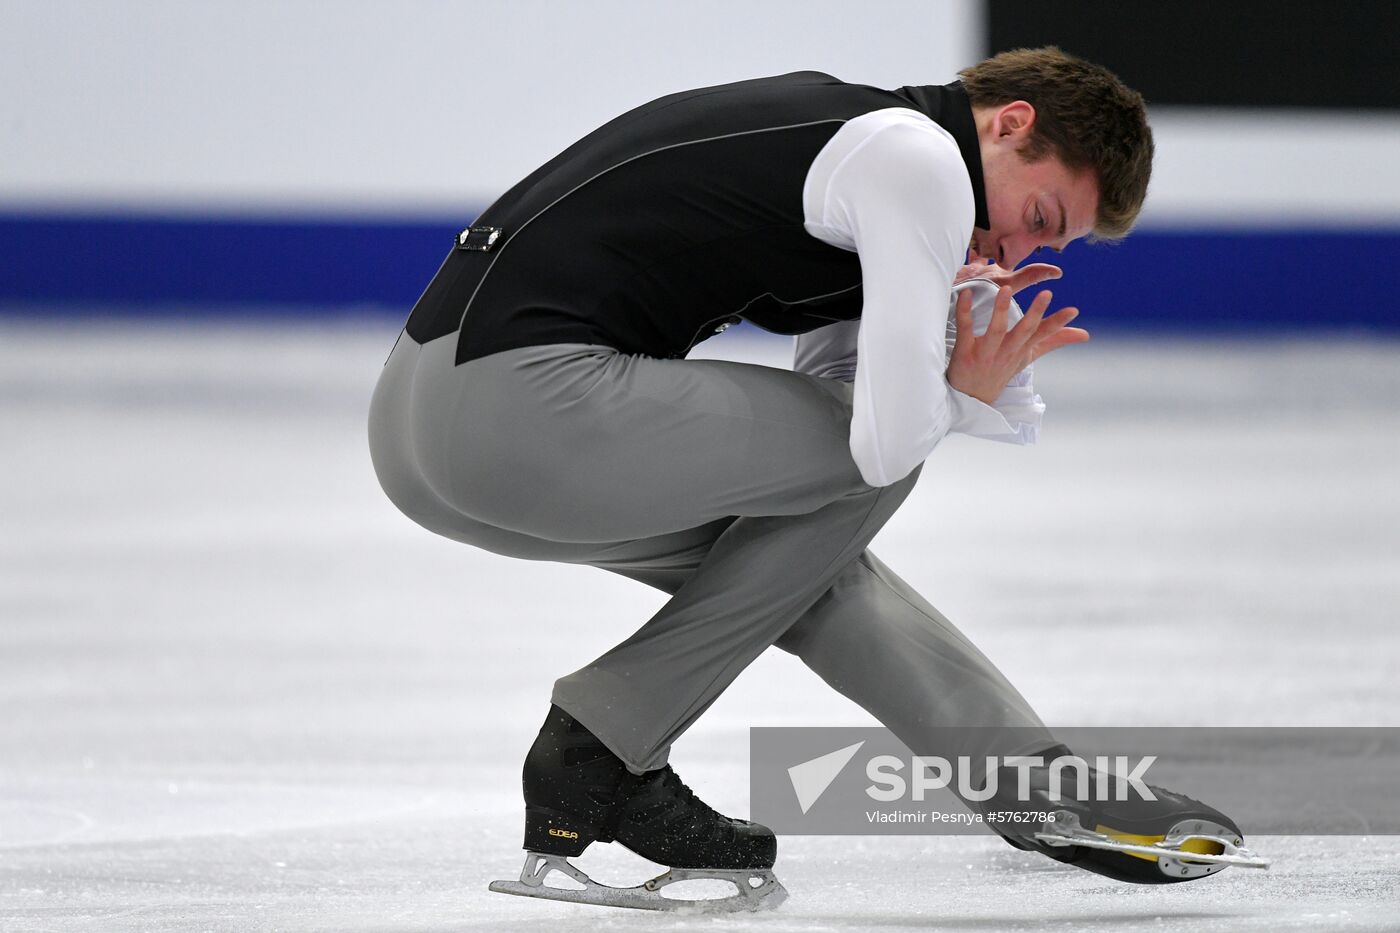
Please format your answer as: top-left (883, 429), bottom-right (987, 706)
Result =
top-left (524, 805), bottom-right (597, 856)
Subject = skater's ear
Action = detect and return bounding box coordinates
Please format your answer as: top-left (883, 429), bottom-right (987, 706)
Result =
top-left (989, 100), bottom-right (1037, 144)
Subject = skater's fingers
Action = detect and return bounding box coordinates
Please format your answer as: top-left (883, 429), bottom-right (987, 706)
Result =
top-left (951, 290), bottom-right (975, 357)
top-left (1005, 290), bottom-right (1053, 356)
top-left (953, 260), bottom-right (1062, 296)
top-left (953, 258), bottom-right (995, 284)
top-left (1032, 306), bottom-right (1080, 342)
top-left (1028, 317), bottom-right (1090, 362)
top-left (981, 286), bottom-right (1013, 353)
top-left (1003, 262), bottom-right (1062, 293)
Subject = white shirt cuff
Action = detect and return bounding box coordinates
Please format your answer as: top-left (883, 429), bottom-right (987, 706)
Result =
top-left (948, 382), bottom-right (1044, 445)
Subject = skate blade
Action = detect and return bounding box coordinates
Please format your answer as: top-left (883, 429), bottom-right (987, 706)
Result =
top-left (1035, 830), bottom-right (1272, 870)
top-left (489, 851), bottom-right (788, 913)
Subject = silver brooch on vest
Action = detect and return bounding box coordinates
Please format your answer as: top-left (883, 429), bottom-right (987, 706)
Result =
top-left (456, 226), bottom-right (504, 252)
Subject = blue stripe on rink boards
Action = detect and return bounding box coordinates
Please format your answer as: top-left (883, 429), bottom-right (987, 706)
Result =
top-left (1044, 227), bottom-right (1400, 335)
top-left (0, 211), bottom-right (458, 312)
top-left (2, 210), bottom-right (1398, 333)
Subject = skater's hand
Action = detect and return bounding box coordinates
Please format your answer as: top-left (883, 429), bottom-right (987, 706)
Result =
top-left (954, 259), bottom-right (1062, 296)
top-left (946, 286), bottom-right (1089, 406)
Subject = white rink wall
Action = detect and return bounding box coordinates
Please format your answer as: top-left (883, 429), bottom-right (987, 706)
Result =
top-left (0, 0), bottom-right (983, 213)
top-left (5, 0), bottom-right (1399, 224)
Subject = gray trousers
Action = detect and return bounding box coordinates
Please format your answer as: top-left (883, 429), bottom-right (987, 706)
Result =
top-left (368, 333), bottom-right (1050, 773)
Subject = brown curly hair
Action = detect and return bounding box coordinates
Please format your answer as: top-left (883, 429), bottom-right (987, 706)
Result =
top-left (960, 46), bottom-right (1153, 241)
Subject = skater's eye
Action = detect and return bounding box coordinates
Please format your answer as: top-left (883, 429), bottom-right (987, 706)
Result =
top-left (1033, 206), bottom-right (1045, 232)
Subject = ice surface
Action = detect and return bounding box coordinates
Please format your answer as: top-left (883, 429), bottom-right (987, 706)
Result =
top-left (1, 319), bottom-right (1397, 931)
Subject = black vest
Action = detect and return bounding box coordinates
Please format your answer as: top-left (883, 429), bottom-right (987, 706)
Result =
top-left (403, 72), bottom-right (989, 364)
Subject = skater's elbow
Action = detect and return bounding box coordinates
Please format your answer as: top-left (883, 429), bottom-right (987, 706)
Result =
top-left (850, 438), bottom-right (918, 488)
top-left (849, 398), bottom-right (948, 487)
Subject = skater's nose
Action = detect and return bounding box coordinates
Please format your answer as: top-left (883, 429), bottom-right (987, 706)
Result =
top-left (999, 236), bottom-right (1035, 270)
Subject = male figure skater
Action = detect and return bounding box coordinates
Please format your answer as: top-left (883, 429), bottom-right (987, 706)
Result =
top-left (369, 47), bottom-right (1259, 912)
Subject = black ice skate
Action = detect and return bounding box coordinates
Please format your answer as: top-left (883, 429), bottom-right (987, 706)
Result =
top-left (489, 705), bottom-right (786, 912)
top-left (982, 743), bottom-right (1270, 883)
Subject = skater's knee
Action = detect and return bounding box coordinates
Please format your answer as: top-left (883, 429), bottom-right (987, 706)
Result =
top-left (775, 557), bottom-right (882, 656)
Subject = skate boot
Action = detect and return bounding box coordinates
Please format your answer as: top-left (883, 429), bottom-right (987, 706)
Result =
top-left (982, 743), bottom-right (1270, 883)
top-left (489, 705), bottom-right (786, 912)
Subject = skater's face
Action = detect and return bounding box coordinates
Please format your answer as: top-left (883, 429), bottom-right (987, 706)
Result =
top-left (970, 101), bottom-right (1100, 270)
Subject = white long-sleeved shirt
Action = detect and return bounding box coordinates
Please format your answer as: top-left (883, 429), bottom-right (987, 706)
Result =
top-left (796, 107), bottom-right (1044, 486)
